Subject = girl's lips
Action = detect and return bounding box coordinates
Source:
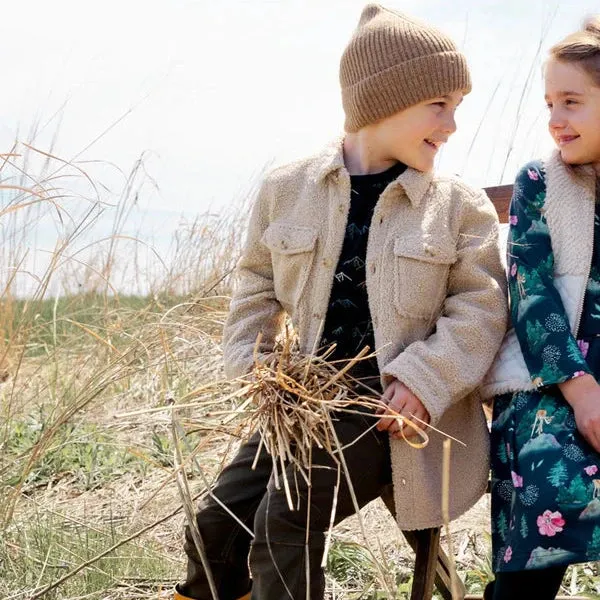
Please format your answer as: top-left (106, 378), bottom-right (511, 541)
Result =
top-left (556, 135), bottom-right (579, 146)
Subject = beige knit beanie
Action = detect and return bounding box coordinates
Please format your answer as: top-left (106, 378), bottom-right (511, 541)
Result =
top-left (340, 4), bottom-right (472, 132)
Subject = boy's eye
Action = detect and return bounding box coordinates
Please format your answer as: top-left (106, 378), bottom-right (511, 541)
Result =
top-left (565, 98), bottom-right (578, 106)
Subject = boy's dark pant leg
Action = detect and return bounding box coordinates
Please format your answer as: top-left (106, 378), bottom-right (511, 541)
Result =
top-left (179, 409), bottom-right (391, 600)
top-left (179, 431), bottom-right (270, 600)
top-left (250, 409), bottom-right (391, 600)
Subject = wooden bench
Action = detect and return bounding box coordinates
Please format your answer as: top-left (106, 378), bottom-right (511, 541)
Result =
top-left (485, 184), bottom-right (512, 224)
top-left (398, 183), bottom-right (512, 600)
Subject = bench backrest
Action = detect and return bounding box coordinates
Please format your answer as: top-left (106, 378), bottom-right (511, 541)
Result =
top-left (483, 184), bottom-right (512, 223)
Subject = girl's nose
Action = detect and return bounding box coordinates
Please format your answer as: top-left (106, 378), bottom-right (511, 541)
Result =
top-left (548, 109), bottom-right (565, 130)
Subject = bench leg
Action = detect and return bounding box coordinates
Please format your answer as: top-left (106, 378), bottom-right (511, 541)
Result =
top-left (405, 527), bottom-right (440, 600)
top-left (402, 529), bottom-right (465, 600)
top-left (381, 484), bottom-right (465, 599)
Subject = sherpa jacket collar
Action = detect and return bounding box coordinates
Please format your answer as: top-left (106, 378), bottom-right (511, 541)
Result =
top-left (312, 137), bottom-right (434, 208)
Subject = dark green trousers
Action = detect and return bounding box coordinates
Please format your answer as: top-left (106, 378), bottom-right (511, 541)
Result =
top-left (178, 408), bottom-right (391, 600)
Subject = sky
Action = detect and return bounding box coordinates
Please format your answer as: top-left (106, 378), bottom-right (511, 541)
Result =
top-left (2, 1), bottom-right (599, 210)
top-left (0, 0), bottom-right (599, 292)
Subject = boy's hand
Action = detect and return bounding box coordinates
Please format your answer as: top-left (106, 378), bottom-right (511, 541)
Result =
top-left (559, 374), bottom-right (600, 453)
top-left (376, 379), bottom-right (430, 440)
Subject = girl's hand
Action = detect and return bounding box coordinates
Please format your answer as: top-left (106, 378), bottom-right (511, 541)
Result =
top-left (376, 379), bottom-right (430, 440)
top-left (559, 374), bottom-right (600, 453)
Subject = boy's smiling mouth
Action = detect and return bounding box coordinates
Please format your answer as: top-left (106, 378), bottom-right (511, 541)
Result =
top-left (424, 138), bottom-right (443, 149)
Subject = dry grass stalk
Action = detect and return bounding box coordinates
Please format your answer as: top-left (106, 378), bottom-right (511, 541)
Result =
top-left (442, 439), bottom-right (461, 600)
top-left (171, 408), bottom-right (219, 600)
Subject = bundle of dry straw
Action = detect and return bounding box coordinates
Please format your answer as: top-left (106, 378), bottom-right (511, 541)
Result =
top-left (243, 334), bottom-right (429, 511)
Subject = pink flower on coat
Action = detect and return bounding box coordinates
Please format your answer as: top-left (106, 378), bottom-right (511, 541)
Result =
top-left (578, 339), bottom-right (590, 358)
top-left (573, 371), bottom-right (587, 378)
top-left (503, 546), bottom-right (513, 563)
top-left (511, 471), bottom-right (523, 488)
top-left (527, 168), bottom-right (539, 181)
top-left (584, 465), bottom-right (598, 476)
top-left (511, 263), bottom-right (518, 277)
top-left (509, 215), bottom-right (518, 226)
top-left (537, 510), bottom-right (565, 537)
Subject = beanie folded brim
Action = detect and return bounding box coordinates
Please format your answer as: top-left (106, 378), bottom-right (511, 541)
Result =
top-left (342, 51), bottom-right (472, 132)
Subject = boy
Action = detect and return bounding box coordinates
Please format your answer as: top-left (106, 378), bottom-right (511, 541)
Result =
top-left (176, 4), bottom-right (507, 599)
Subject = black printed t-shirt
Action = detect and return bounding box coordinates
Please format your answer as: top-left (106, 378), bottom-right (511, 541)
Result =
top-left (320, 161), bottom-right (407, 389)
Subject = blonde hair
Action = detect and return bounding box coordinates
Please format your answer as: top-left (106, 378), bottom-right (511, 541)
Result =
top-left (550, 16), bottom-right (600, 86)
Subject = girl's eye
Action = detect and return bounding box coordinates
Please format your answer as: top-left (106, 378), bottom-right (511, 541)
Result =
top-left (546, 102), bottom-right (553, 110)
top-left (565, 98), bottom-right (578, 106)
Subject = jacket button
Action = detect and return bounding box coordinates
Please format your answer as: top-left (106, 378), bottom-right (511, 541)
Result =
top-left (370, 264), bottom-right (376, 274)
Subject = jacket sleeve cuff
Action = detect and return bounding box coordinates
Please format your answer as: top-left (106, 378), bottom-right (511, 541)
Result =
top-left (381, 350), bottom-right (451, 427)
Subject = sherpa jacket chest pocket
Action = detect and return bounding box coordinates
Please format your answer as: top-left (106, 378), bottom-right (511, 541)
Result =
top-left (392, 235), bottom-right (457, 320)
top-left (261, 222), bottom-right (318, 308)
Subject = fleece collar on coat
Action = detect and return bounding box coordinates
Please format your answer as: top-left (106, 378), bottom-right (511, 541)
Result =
top-left (312, 137), bottom-right (434, 208)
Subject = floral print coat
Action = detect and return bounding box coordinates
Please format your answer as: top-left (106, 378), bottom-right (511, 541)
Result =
top-left (491, 160), bottom-right (600, 572)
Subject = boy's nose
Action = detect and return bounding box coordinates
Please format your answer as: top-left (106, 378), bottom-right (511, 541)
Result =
top-left (442, 114), bottom-right (457, 135)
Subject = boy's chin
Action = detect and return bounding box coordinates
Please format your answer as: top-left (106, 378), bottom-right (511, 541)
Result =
top-left (405, 160), bottom-right (434, 173)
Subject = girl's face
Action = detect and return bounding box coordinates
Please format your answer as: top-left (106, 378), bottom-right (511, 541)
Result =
top-left (545, 58), bottom-right (600, 171)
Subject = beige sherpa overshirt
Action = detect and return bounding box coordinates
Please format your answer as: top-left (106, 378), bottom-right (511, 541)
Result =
top-left (223, 138), bottom-right (507, 530)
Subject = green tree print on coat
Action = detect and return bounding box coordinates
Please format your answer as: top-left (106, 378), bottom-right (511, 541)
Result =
top-left (547, 459), bottom-right (568, 488)
top-left (567, 337), bottom-right (585, 363)
top-left (526, 320), bottom-right (549, 354)
top-left (497, 442), bottom-right (509, 465)
top-left (498, 510), bottom-right (509, 542)
top-left (520, 515), bottom-right (529, 539)
top-left (556, 473), bottom-right (590, 507)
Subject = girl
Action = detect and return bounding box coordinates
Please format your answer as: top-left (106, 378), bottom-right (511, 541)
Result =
top-left (482, 16), bottom-right (600, 600)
